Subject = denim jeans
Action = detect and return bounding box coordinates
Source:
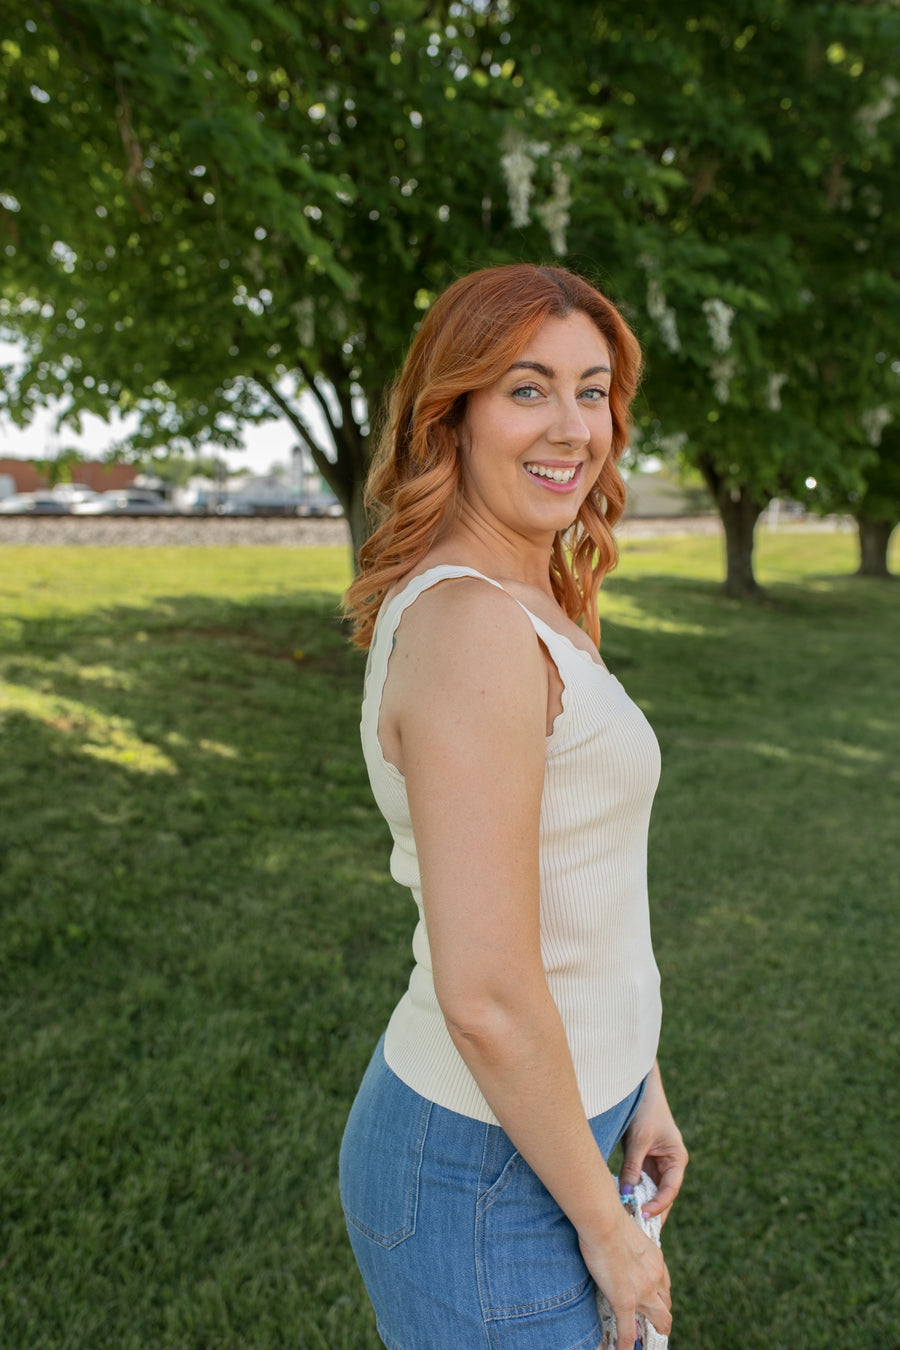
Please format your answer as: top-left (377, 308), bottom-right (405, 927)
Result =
top-left (340, 1036), bottom-right (645, 1349)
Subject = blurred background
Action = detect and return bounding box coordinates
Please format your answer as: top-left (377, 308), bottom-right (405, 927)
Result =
top-left (1, 4), bottom-right (898, 1348)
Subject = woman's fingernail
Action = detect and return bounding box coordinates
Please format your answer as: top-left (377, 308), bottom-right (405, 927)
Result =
top-left (641, 1210), bottom-right (650, 1219)
top-left (619, 1182), bottom-right (635, 1196)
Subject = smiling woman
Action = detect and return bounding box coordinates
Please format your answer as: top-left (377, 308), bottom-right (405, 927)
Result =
top-left (454, 311), bottom-right (614, 552)
top-left (345, 264), bottom-right (640, 651)
top-left (339, 266), bottom-right (688, 1350)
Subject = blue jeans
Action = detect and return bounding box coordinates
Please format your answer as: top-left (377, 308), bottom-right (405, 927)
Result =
top-left (340, 1037), bottom-right (646, 1349)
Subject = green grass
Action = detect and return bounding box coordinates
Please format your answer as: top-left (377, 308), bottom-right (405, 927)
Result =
top-left (1, 532), bottom-right (898, 1349)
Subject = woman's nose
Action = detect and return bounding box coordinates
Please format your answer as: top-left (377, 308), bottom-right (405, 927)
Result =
top-left (548, 399), bottom-right (590, 446)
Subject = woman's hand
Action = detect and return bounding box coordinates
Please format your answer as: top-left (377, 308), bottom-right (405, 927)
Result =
top-left (619, 1061), bottom-right (688, 1225)
top-left (579, 1206), bottom-right (672, 1350)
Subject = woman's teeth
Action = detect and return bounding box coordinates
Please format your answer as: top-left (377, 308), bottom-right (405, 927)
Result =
top-left (525, 464), bottom-right (577, 483)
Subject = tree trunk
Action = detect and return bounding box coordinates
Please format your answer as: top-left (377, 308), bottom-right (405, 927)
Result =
top-left (344, 483), bottom-right (369, 569)
top-left (252, 366), bottom-right (372, 569)
top-left (697, 456), bottom-right (769, 599)
top-left (855, 517), bottom-right (895, 578)
top-left (717, 490), bottom-right (768, 599)
top-left (316, 356), bottom-right (373, 570)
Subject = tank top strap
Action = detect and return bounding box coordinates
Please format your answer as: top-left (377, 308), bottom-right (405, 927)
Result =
top-left (391, 565), bottom-right (506, 621)
top-left (363, 566), bottom-right (507, 711)
top-left (365, 563), bottom-right (597, 696)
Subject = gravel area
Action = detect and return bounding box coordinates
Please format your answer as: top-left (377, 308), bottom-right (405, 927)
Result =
top-left (0, 512), bottom-right (855, 547)
top-left (0, 515), bottom-right (353, 547)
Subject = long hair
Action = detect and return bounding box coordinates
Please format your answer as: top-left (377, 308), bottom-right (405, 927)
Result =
top-left (344, 264), bottom-right (642, 649)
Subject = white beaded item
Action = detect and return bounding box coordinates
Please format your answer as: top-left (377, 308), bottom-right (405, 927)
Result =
top-left (596, 1172), bottom-right (668, 1350)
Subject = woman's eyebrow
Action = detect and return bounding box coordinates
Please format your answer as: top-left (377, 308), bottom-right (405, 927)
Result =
top-left (507, 360), bottom-right (612, 377)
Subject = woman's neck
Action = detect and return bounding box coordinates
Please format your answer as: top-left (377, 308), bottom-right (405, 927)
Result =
top-left (428, 512), bottom-right (556, 594)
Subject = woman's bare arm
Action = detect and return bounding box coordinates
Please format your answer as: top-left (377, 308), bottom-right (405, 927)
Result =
top-left (619, 1061), bottom-right (688, 1224)
top-left (382, 578), bottom-right (672, 1347)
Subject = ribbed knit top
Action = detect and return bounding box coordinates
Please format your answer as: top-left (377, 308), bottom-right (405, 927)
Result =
top-left (360, 565), bottom-right (662, 1125)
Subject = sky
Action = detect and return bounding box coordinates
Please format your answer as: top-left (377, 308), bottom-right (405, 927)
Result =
top-left (0, 341), bottom-right (308, 476)
top-left (0, 405), bottom-right (297, 476)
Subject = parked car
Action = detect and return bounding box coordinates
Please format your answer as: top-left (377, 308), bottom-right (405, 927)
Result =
top-left (214, 493), bottom-right (301, 516)
top-left (298, 493), bottom-right (344, 518)
top-left (72, 488), bottom-right (176, 515)
top-left (48, 484), bottom-right (103, 508)
top-left (0, 491), bottom-right (72, 514)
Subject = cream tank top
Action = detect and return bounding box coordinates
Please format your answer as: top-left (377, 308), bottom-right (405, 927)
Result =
top-left (360, 565), bottom-right (663, 1125)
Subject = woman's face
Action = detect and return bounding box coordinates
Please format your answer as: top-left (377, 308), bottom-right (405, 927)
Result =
top-left (457, 312), bottom-right (614, 542)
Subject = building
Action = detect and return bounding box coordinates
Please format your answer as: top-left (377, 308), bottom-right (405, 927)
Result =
top-left (0, 458), bottom-right (138, 497)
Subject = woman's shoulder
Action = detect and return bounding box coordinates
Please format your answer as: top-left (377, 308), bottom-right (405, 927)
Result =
top-left (383, 558), bottom-right (490, 604)
top-left (382, 568), bottom-right (548, 736)
top-left (385, 563), bottom-right (538, 667)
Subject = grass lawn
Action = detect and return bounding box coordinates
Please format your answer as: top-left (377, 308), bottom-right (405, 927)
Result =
top-left (1, 530), bottom-right (897, 1349)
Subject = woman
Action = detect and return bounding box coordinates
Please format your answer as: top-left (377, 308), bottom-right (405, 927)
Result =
top-left (341, 264), bottom-right (688, 1350)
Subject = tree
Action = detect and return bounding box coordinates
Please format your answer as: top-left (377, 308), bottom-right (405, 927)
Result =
top-left (814, 421), bottom-right (900, 577)
top-left (4, 0), bottom-right (665, 555)
top-left (545, 1), bottom-right (900, 597)
top-left (852, 429), bottom-right (900, 577)
top-left (2, 1), bottom-right (898, 591)
top-left (1, 0), bottom-right (359, 534)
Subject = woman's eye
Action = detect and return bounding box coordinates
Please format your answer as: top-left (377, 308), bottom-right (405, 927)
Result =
top-left (580, 386), bottom-right (609, 402)
top-left (511, 384), bottom-right (542, 400)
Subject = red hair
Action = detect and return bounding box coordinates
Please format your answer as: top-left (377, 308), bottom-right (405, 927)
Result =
top-left (344, 264), bottom-right (642, 649)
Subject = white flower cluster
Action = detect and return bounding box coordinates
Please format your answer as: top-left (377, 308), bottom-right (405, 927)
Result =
top-left (244, 245), bottom-right (266, 284)
top-left (766, 372), bottom-right (788, 412)
top-left (500, 132), bottom-right (573, 255)
top-left (656, 430), bottom-right (688, 456)
top-left (860, 405), bottom-right (893, 446)
top-left (702, 297), bottom-right (735, 354)
top-left (857, 75), bottom-right (900, 137)
top-left (500, 132), bottom-right (550, 228)
top-left (710, 357), bottom-right (736, 405)
top-left (642, 265), bottom-right (681, 353)
top-left (291, 296), bottom-right (315, 348)
top-left (329, 303), bottom-right (347, 339)
top-left (535, 162), bottom-right (572, 257)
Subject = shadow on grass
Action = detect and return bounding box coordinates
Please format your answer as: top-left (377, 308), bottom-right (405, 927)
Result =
top-left (2, 574), bottom-right (899, 1348)
top-left (1, 591), bottom-right (404, 1348)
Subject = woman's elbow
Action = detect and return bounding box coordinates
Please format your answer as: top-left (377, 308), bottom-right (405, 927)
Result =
top-left (437, 979), bottom-right (550, 1053)
top-left (442, 1001), bottom-right (504, 1051)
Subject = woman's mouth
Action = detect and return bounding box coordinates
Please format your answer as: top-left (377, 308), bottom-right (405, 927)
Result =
top-left (523, 462), bottom-right (580, 487)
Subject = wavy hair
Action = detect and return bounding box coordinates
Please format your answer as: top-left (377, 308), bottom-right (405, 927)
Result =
top-left (344, 264), bottom-right (642, 649)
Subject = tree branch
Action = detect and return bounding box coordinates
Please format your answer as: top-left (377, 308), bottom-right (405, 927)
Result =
top-left (319, 352), bottom-right (360, 436)
top-left (318, 353), bottom-right (371, 482)
top-left (296, 356), bottom-right (343, 444)
top-left (251, 372), bottom-right (334, 482)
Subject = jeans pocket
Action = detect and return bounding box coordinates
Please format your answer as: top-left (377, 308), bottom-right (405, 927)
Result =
top-left (476, 1148), bottom-right (593, 1323)
top-left (340, 1052), bottom-right (433, 1250)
